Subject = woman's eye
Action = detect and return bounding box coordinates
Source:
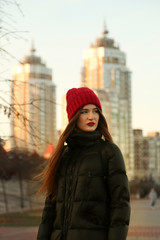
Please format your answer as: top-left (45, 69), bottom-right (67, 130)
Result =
top-left (93, 109), bottom-right (99, 113)
top-left (81, 110), bottom-right (87, 114)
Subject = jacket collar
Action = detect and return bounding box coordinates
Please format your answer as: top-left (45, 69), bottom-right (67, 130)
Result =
top-left (66, 130), bottom-right (102, 149)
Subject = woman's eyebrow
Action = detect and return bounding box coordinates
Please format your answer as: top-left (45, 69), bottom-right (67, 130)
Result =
top-left (82, 107), bottom-right (98, 110)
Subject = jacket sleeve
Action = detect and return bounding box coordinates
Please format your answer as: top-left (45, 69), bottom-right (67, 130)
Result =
top-left (37, 195), bottom-right (56, 240)
top-left (105, 142), bottom-right (131, 240)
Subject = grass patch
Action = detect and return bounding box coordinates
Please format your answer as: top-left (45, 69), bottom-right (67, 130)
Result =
top-left (0, 209), bottom-right (42, 227)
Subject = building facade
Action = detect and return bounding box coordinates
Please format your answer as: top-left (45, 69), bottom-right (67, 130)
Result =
top-left (80, 25), bottom-right (134, 179)
top-left (133, 130), bottom-right (160, 183)
top-left (11, 48), bottom-right (57, 155)
top-left (147, 132), bottom-right (160, 182)
top-left (133, 129), bottom-right (149, 179)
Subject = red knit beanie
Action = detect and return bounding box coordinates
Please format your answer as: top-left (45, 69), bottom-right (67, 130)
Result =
top-left (66, 87), bottom-right (102, 121)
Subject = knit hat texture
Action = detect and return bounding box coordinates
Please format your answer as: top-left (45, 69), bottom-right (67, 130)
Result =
top-left (66, 87), bottom-right (102, 121)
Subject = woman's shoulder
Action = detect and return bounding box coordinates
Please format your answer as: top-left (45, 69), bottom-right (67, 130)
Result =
top-left (60, 145), bottom-right (70, 159)
top-left (100, 139), bottom-right (122, 156)
top-left (100, 140), bottom-right (126, 171)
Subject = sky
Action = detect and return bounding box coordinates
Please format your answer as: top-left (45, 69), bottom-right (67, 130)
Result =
top-left (1, 0), bottom-right (160, 137)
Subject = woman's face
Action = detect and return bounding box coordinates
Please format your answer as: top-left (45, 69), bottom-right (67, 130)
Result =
top-left (77, 104), bottom-right (99, 132)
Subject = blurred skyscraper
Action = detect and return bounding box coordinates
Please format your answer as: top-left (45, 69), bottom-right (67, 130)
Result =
top-left (80, 24), bottom-right (134, 179)
top-left (11, 47), bottom-right (57, 155)
top-left (133, 129), bottom-right (160, 183)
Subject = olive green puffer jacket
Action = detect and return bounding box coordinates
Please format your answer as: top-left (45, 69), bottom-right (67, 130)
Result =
top-left (37, 130), bottom-right (130, 240)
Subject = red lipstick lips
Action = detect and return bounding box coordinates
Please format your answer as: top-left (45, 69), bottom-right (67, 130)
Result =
top-left (87, 122), bottom-right (95, 126)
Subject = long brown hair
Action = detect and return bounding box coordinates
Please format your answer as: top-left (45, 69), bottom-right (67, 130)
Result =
top-left (37, 107), bottom-right (113, 199)
top-left (97, 110), bottom-right (113, 142)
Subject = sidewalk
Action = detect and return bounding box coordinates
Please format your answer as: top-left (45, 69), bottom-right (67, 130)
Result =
top-left (128, 198), bottom-right (160, 240)
top-left (0, 199), bottom-right (160, 240)
top-left (0, 226), bottom-right (38, 240)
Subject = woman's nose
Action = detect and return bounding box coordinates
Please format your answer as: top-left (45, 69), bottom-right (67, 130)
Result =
top-left (88, 112), bottom-right (94, 119)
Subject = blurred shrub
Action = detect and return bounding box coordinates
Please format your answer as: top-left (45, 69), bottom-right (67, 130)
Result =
top-left (130, 177), bottom-right (160, 198)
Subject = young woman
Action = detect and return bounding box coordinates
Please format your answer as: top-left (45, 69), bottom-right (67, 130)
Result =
top-left (37, 87), bottom-right (130, 240)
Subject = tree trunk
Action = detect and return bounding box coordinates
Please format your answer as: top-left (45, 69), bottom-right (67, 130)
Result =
top-left (1, 178), bottom-right (9, 212)
top-left (18, 171), bottom-right (24, 212)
